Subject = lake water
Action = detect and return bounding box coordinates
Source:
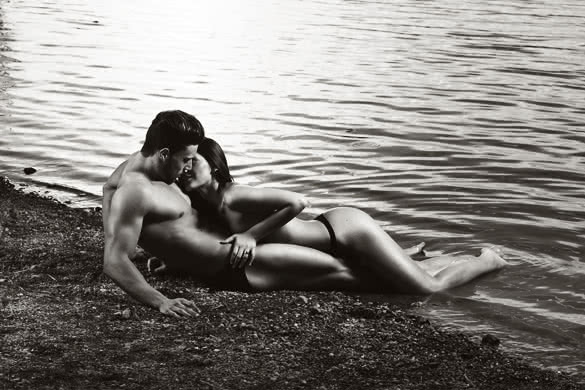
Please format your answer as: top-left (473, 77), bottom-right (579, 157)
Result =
top-left (1, 0), bottom-right (584, 378)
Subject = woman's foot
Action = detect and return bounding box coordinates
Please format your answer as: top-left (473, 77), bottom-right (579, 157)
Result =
top-left (404, 242), bottom-right (426, 256)
top-left (479, 246), bottom-right (509, 268)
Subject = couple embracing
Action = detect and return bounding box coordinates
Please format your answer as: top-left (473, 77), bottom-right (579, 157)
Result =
top-left (102, 110), bottom-right (507, 318)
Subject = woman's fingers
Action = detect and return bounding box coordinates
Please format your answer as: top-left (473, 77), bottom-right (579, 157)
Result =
top-left (231, 245), bottom-right (243, 268)
top-left (224, 241), bottom-right (256, 268)
top-left (246, 247), bottom-right (256, 267)
top-left (219, 235), bottom-right (235, 244)
top-left (233, 245), bottom-right (255, 268)
top-left (229, 243), bottom-right (240, 266)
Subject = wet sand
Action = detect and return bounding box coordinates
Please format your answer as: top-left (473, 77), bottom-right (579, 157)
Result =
top-left (1, 176), bottom-right (582, 390)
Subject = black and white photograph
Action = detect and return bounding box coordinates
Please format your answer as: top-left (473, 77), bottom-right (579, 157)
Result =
top-left (1, 1), bottom-right (584, 389)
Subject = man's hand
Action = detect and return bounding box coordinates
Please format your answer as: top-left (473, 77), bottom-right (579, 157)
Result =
top-left (159, 298), bottom-right (200, 318)
top-left (220, 233), bottom-right (257, 268)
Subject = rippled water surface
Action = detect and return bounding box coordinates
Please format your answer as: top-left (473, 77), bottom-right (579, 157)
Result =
top-left (1, 0), bottom-right (584, 377)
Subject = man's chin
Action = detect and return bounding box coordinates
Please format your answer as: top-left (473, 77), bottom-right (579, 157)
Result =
top-left (161, 176), bottom-right (177, 185)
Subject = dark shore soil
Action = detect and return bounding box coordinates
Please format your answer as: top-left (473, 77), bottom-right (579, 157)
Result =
top-left (1, 176), bottom-right (583, 390)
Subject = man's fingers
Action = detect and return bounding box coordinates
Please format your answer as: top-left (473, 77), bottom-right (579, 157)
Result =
top-left (182, 300), bottom-right (200, 312)
top-left (166, 309), bottom-right (181, 319)
top-left (177, 299), bottom-right (200, 314)
top-left (175, 307), bottom-right (192, 317)
top-left (171, 303), bottom-right (193, 317)
top-left (161, 299), bottom-right (201, 318)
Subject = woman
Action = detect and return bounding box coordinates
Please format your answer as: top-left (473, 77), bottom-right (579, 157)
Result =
top-left (158, 137), bottom-right (507, 293)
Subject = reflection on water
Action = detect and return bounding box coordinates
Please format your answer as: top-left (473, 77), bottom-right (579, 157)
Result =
top-left (1, 0), bottom-right (584, 378)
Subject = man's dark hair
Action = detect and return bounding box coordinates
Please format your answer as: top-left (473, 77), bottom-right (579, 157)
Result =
top-left (141, 110), bottom-right (205, 156)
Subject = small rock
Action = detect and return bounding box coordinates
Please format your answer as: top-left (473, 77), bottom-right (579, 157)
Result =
top-left (121, 308), bottom-right (132, 319)
top-left (481, 334), bottom-right (500, 347)
top-left (23, 167), bottom-right (37, 175)
top-left (309, 304), bottom-right (323, 315)
top-left (299, 295), bottom-right (309, 304)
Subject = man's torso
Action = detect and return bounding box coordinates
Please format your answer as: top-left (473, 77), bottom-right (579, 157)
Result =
top-left (103, 154), bottom-right (229, 276)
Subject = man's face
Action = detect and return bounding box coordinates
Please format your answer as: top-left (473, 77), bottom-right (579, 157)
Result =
top-left (161, 145), bottom-right (199, 184)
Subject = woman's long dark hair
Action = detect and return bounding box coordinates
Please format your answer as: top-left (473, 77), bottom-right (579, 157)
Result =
top-left (198, 137), bottom-right (233, 187)
top-left (187, 137), bottom-right (234, 217)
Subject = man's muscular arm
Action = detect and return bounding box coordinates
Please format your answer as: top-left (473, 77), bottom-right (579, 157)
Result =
top-left (103, 181), bottom-right (198, 318)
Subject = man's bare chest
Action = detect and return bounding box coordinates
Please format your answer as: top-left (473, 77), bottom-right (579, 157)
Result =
top-left (145, 183), bottom-right (192, 223)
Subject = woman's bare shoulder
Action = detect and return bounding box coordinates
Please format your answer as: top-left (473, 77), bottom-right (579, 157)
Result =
top-left (222, 182), bottom-right (267, 202)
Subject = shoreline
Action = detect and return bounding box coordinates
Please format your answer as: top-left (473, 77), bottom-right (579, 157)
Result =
top-left (1, 176), bottom-right (583, 390)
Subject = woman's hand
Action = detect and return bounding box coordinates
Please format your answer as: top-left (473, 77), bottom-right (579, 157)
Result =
top-left (220, 233), bottom-right (257, 268)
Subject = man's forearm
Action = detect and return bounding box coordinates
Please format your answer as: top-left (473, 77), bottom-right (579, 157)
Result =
top-left (104, 255), bottom-right (167, 309)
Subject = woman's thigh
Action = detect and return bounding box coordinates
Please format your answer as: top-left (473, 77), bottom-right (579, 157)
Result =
top-left (322, 207), bottom-right (437, 292)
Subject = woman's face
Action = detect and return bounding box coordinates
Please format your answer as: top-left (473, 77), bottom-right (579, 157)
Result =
top-left (179, 153), bottom-right (213, 192)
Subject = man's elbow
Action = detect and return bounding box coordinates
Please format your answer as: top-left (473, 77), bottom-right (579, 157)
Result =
top-left (103, 258), bottom-right (115, 278)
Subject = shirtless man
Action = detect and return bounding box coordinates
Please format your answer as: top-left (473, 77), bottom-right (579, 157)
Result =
top-left (102, 110), bottom-right (208, 317)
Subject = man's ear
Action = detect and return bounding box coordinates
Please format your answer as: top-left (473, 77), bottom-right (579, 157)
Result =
top-left (159, 148), bottom-right (170, 160)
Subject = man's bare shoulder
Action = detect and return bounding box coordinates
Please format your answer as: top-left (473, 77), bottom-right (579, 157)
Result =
top-left (112, 172), bottom-right (152, 203)
top-left (104, 155), bottom-right (153, 208)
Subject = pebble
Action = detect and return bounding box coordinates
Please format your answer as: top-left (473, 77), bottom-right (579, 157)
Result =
top-left (481, 334), bottom-right (500, 347)
top-left (23, 167), bottom-right (37, 175)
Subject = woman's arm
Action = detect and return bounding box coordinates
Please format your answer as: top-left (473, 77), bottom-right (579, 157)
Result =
top-left (220, 184), bottom-right (309, 267)
top-left (224, 184), bottom-right (309, 240)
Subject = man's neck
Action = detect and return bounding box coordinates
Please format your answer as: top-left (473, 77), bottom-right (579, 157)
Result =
top-left (131, 152), bottom-right (165, 183)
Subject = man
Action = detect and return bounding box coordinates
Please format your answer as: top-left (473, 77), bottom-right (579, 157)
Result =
top-left (103, 110), bottom-right (208, 318)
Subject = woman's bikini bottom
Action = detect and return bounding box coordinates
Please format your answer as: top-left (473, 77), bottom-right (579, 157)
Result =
top-left (314, 213), bottom-right (338, 257)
